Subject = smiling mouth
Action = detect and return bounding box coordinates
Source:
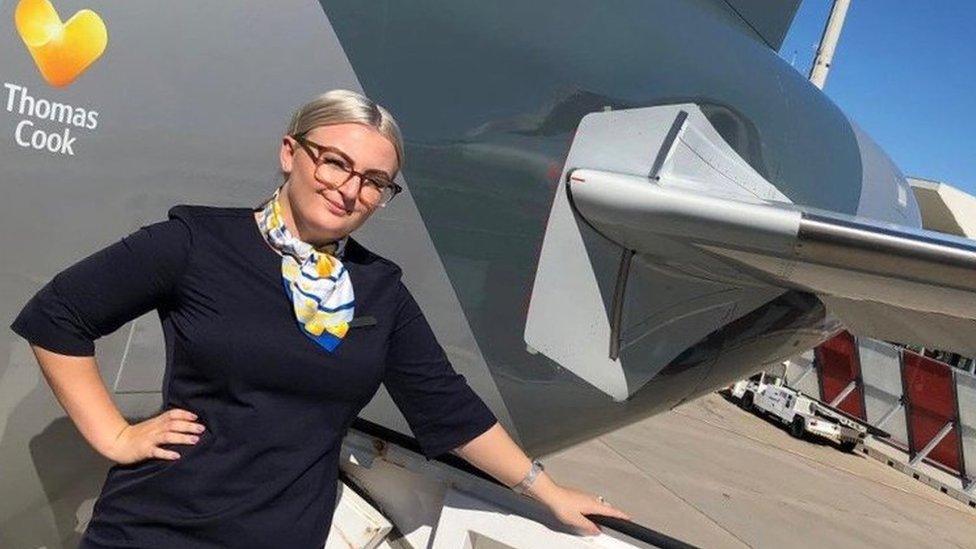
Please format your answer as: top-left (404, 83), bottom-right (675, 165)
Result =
top-left (321, 194), bottom-right (349, 216)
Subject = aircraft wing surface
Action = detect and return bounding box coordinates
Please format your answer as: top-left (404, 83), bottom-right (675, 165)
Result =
top-left (569, 168), bottom-right (976, 357)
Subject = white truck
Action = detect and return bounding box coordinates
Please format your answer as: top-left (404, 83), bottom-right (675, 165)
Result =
top-left (729, 372), bottom-right (867, 452)
top-left (729, 371), bottom-right (779, 403)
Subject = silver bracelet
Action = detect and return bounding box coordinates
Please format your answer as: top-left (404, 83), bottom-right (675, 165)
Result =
top-left (512, 459), bottom-right (544, 494)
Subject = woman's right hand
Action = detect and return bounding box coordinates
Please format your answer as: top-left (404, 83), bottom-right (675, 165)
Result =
top-left (104, 408), bottom-right (206, 465)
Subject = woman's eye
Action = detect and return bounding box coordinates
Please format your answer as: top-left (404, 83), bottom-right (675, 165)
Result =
top-left (365, 177), bottom-right (392, 188)
top-left (323, 158), bottom-right (348, 169)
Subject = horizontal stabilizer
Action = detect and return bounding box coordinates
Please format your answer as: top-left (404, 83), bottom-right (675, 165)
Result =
top-left (569, 169), bottom-right (976, 357)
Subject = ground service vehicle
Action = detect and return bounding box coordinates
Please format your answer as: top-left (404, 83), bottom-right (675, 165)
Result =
top-left (730, 372), bottom-right (866, 451)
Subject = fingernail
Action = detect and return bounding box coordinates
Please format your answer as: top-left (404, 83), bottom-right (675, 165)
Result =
top-left (191, 436), bottom-right (200, 442)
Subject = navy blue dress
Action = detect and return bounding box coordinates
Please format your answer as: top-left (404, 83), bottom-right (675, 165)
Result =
top-left (9, 205), bottom-right (498, 548)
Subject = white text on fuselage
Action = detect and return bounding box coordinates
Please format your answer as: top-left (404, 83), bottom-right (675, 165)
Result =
top-left (3, 83), bottom-right (99, 156)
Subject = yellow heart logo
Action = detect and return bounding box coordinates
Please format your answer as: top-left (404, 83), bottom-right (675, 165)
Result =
top-left (14, 0), bottom-right (108, 88)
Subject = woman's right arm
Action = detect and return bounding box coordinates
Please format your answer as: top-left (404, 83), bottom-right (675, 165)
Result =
top-left (10, 208), bottom-right (204, 464)
top-left (30, 346), bottom-right (202, 463)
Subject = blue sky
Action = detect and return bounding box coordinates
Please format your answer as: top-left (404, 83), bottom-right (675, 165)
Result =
top-left (780, 2), bottom-right (976, 194)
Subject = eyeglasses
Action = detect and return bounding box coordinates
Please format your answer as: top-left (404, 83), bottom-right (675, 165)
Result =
top-left (291, 132), bottom-right (402, 208)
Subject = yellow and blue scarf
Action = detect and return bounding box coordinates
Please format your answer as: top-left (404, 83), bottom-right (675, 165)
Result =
top-left (256, 187), bottom-right (354, 352)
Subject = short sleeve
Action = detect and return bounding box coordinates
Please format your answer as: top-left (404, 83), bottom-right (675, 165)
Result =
top-left (9, 210), bottom-right (193, 357)
top-left (382, 282), bottom-right (498, 459)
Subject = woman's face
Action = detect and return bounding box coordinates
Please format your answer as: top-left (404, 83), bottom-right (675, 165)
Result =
top-left (279, 122), bottom-right (399, 244)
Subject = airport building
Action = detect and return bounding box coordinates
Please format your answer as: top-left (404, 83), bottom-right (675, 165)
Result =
top-left (906, 177), bottom-right (976, 374)
top-left (909, 177), bottom-right (976, 240)
top-left (787, 177), bottom-right (976, 509)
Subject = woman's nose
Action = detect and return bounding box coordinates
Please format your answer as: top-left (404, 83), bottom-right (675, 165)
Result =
top-left (337, 175), bottom-right (363, 204)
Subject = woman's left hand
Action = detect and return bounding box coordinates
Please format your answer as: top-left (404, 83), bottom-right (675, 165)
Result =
top-left (535, 481), bottom-right (633, 536)
top-left (450, 425), bottom-right (633, 536)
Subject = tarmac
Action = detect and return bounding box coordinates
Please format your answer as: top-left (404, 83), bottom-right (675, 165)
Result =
top-left (544, 392), bottom-right (976, 549)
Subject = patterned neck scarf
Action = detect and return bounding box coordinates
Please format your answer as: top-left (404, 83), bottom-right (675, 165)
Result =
top-left (256, 186), bottom-right (354, 352)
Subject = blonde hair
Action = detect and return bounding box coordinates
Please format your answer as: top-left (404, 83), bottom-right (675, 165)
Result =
top-left (285, 89), bottom-right (404, 171)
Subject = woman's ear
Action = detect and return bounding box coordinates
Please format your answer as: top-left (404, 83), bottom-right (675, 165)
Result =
top-left (279, 136), bottom-right (295, 177)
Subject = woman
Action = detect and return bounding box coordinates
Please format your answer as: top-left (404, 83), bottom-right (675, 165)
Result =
top-left (10, 89), bottom-right (631, 548)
